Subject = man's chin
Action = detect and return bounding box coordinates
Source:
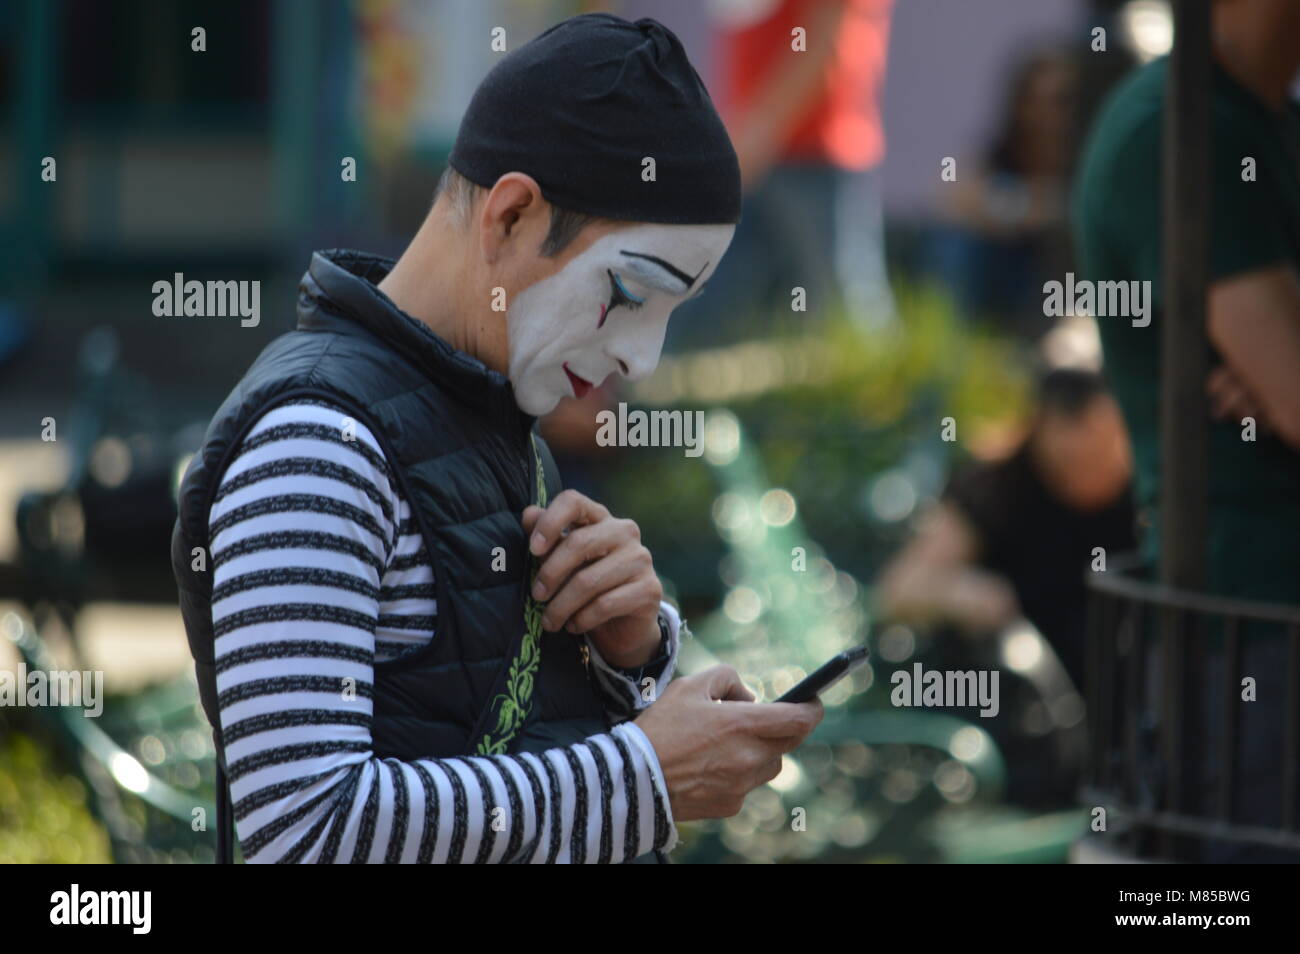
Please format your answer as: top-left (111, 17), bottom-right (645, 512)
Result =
top-left (514, 388), bottom-right (561, 418)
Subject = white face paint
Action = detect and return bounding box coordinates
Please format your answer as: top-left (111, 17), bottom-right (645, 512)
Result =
top-left (506, 222), bottom-right (735, 416)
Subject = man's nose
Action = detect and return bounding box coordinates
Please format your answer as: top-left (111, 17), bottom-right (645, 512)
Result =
top-left (607, 323), bottom-right (666, 382)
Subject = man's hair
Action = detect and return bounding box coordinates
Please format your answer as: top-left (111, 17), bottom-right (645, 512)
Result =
top-left (1037, 367), bottom-right (1107, 418)
top-left (434, 165), bottom-right (603, 258)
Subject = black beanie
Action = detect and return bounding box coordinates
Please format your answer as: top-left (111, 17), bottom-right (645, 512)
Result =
top-left (448, 14), bottom-right (741, 225)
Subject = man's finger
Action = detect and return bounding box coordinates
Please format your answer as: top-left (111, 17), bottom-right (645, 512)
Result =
top-left (521, 505), bottom-right (544, 537)
top-left (725, 699), bottom-right (824, 739)
top-left (564, 574), bottom-right (660, 634)
top-left (1207, 367), bottom-right (1269, 425)
top-left (1217, 380), bottom-right (1245, 409)
top-left (1210, 389), bottom-right (1236, 419)
top-left (529, 490), bottom-right (607, 557)
top-left (758, 727), bottom-right (822, 756)
top-left (541, 548), bottom-right (645, 631)
top-left (698, 665), bottom-right (755, 703)
top-left (532, 520), bottom-right (626, 602)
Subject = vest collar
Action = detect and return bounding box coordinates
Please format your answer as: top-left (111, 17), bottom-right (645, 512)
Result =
top-left (297, 248), bottom-right (535, 431)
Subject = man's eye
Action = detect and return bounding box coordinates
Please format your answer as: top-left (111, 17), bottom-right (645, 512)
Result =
top-left (606, 269), bottom-right (644, 313)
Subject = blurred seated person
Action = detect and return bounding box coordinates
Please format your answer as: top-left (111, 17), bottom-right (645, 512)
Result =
top-left (878, 368), bottom-right (1134, 690)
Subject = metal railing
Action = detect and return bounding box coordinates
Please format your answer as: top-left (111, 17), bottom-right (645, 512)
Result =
top-left (1083, 560), bottom-right (1300, 861)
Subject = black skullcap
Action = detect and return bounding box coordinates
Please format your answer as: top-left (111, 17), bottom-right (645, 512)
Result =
top-left (448, 14), bottom-right (741, 225)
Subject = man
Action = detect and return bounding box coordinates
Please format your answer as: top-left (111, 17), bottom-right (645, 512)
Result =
top-left (1073, 0), bottom-right (1300, 858)
top-left (1075, 0), bottom-right (1300, 603)
top-left (878, 369), bottom-right (1134, 808)
top-left (172, 14), bottom-right (822, 864)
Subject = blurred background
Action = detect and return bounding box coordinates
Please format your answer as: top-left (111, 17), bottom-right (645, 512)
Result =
top-left (0, 0), bottom-right (1180, 863)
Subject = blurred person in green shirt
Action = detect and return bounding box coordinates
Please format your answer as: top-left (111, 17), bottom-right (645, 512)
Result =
top-left (1073, 0), bottom-right (1300, 605)
top-left (1073, 0), bottom-right (1300, 860)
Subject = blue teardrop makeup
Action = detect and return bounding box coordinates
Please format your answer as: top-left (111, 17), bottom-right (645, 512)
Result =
top-left (598, 269), bottom-right (645, 328)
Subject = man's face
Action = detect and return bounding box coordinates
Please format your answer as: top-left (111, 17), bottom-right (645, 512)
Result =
top-left (506, 222), bottom-right (734, 416)
top-left (1035, 395), bottom-right (1133, 511)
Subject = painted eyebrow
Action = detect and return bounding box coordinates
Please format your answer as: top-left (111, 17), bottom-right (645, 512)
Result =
top-left (619, 250), bottom-right (708, 292)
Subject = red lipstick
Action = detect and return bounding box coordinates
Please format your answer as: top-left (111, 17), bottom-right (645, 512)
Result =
top-left (563, 363), bottom-right (593, 399)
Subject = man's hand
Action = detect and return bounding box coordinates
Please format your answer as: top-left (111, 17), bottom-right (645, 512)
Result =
top-left (634, 665), bottom-right (823, 821)
top-left (1207, 364), bottom-right (1271, 431)
top-left (1207, 266), bottom-right (1300, 447)
top-left (522, 490), bottom-right (663, 669)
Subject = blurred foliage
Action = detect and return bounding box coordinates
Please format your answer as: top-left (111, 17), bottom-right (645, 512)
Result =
top-left (0, 724), bottom-right (112, 863)
top-left (89, 680), bottom-right (220, 864)
top-left (2, 606), bottom-right (217, 864)
top-left (0, 684), bottom-right (217, 864)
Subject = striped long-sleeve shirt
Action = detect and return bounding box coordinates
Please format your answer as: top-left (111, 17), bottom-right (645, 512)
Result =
top-left (209, 400), bottom-right (680, 863)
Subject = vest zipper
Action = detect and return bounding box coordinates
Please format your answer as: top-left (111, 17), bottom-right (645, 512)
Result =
top-left (519, 419), bottom-right (536, 506)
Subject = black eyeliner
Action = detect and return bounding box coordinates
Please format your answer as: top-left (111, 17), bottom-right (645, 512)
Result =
top-left (618, 250), bottom-right (707, 289)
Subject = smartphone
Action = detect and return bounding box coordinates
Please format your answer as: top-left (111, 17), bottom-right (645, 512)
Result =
top-left (775, 644), bottom-right (870, 704)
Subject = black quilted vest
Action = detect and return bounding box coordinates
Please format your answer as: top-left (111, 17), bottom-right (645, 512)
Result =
top-left (172, 249), bottom-right (631, 853)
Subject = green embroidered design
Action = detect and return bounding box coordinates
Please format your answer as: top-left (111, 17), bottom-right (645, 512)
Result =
top-left (476, 434), bottom-right (549, 756)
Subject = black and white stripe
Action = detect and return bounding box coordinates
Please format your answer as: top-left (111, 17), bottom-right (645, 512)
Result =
top-left (209, 400), bottom-right (679, 863)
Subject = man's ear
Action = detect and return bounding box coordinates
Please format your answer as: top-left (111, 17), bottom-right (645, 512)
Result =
top-left (479, 173), bottom-right (546, 264)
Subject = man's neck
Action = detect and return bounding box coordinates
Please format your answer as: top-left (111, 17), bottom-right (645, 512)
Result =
top-left (378, 212), bottom-right (505, 374)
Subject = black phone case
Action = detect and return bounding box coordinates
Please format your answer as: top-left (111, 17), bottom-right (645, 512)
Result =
top-left (776, 645), bottom-right (870, 703)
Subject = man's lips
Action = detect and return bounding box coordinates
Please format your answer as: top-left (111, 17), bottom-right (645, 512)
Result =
top-left (563, 363), bottom-right (593, 399)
